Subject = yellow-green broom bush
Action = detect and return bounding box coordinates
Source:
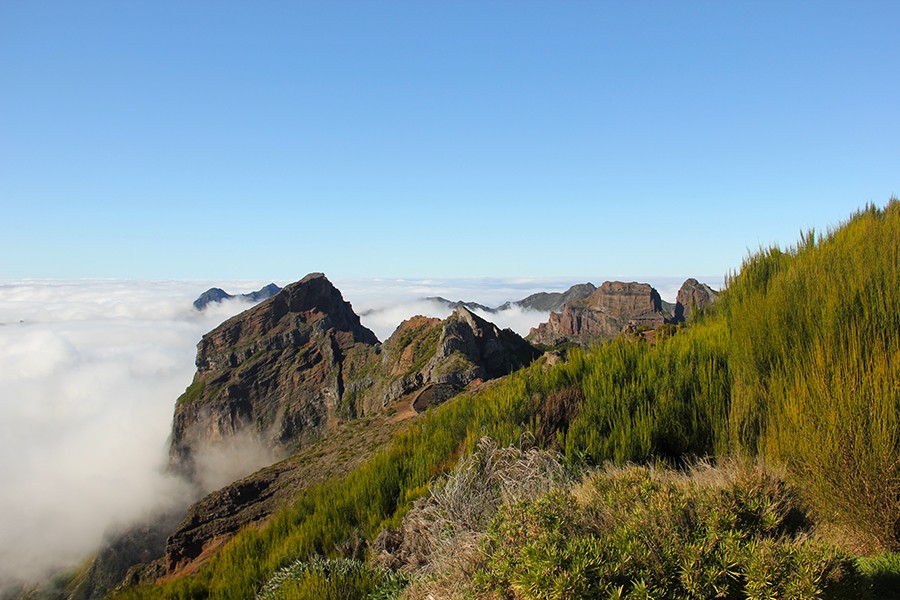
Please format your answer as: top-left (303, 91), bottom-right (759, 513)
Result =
top-left (724, 201), bottom-right (900, 550)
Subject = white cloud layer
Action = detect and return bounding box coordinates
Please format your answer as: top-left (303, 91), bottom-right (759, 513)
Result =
top-left (0, 280), bottom-right (262, 586)
top-left (0, 273), bottom-right (723, 588)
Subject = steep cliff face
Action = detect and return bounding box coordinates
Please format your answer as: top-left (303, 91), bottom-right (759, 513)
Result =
top-left (674, 278), bottom-right (719, 322)
top-left (583, 281), bottom-right (663, 316)
top-left (169, 273), bottom-right (381, 483)
top-left (529, 281), bottom-right (669, 346)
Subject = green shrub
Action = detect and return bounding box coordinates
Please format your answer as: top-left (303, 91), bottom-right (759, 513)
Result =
top-left (724, 201), bottom-right (900, 550)
top-left (256, 556), bottom-right (405, 600)
top-left (857, 552), bottom-right (900, 600)
top-left (476, 464), bottom-right (869, 599)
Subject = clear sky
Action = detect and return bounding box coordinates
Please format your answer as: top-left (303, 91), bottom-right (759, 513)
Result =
top-left (1, 1), bottom-right (897, 281)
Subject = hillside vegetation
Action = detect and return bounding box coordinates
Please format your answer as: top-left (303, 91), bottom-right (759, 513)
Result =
top-left (113, 201), bottom-right (899, 599)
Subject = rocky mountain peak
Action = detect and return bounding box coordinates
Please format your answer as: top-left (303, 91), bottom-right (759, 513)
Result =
top-left (674, 278), bottom-right (719, 322)
top-left (425, 296), bottom-right (495, 313)
top-left (584, 281), bottom-right (663, 315)
top-left (433, 307), bottom-right (540, 381)
top-left (529, 280), bottom-right (669, 346)
top-left (170, 273), bottom-right (380, 483)
top-left (195, 273), bottom-right (376, 373)
top-left (377, 307), bottom-right (540, 409)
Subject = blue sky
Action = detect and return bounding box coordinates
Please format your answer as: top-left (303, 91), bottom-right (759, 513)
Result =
top-left (1, 1), bottom-right (897, 281)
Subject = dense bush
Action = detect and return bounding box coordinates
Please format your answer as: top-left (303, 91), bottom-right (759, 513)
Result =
top-left (475, 463), bottom-right (868, 600)
top-left (255, 556), bottom-right (404, 600)
top-left (561, 321), bottom-right (731, 465)
top-left (723, 201), bottom-right (900, 550)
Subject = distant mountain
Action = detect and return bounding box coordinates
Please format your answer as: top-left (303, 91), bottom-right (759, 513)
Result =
top-left (192, 283), bottom-right (282, 310)
top-left (528, 278), bottom-right (719, 346)
top-left (422, 283), bottom-right (597, 315)
top-left (497, 282), bottom-right (597, 312)
top-left (424, 296), bottom-right (496, 314)
top-left (529, 281), bottom-right (669, 346)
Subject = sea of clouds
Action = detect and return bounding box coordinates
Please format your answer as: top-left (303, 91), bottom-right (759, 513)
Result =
top-left (0, 274), bottom-right (715, 587)
top-left (0, 280), bottom-right (263, 585)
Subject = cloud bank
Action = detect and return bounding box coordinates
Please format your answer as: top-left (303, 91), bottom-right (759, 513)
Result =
top-left (0, 280), bottom-right (262, 586)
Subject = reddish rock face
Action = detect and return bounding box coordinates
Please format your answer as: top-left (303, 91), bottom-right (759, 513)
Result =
top-left (529, 281), bottom-right (668, 346)
top-left (674, 278), bottom-right (719, 322)
top-left (584, 281), bottom-right (662, 315)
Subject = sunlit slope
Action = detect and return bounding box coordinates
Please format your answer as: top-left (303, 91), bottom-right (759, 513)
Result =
top-left (112, 200), bottom-right (899, 598)
top-left (724, 201), bottom-right (900, 549)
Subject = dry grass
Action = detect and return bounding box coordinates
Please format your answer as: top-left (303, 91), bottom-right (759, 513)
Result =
top-left (373, 437), bottom-right (570, 598)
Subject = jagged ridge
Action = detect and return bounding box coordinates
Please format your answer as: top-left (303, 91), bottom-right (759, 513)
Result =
top-left (192, 283), bottom-right (282, 310)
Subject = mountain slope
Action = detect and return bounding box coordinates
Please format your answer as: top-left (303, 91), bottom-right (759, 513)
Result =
top-left (51, 279), bottom-right (541, 598)
top-left (81, 201), bottom-right (900, 598)
top-left (170, 273), bottom-right (381, 484)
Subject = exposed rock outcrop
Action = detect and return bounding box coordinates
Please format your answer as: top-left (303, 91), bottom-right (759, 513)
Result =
top-left (428, 307), bottom-right (540, 383)
top-left (379, 308), bottom-right (540, 406)
top-left (192, 283), bottom-right (282, 310)
top-left (529, 281), bottom-right (670, 346)
top-left (170, 273), bottom-right (381, 482)
top-left (529, 278), bottom-right (721, 346)
top-left (174, 274), bottom-right (544, 485)
top-left (674, 278), bottom-right (719, 322)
